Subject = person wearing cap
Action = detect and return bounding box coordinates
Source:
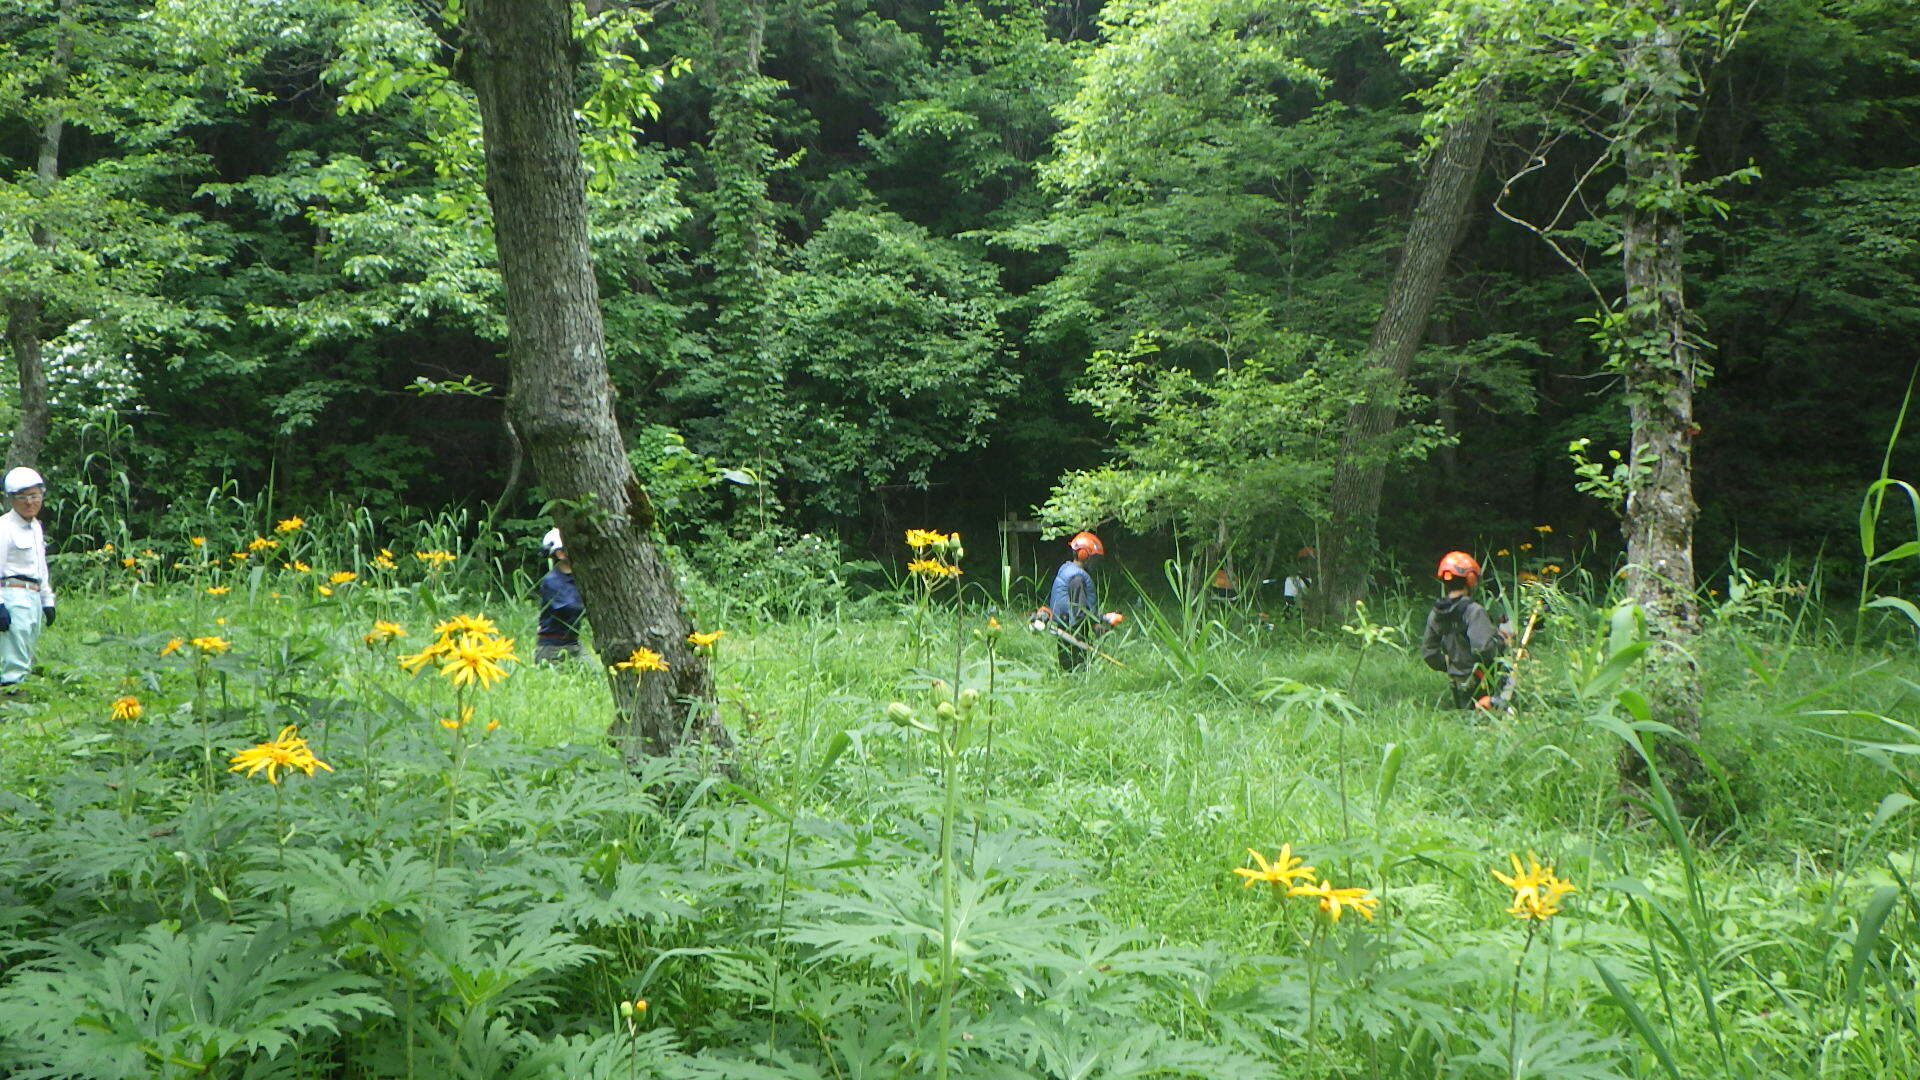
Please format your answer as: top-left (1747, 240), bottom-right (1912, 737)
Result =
top-left (1420, 551), bottom-right (1511, 710)
top-left (1048, 531), bottom-right (1109, 671)
top-left (534, 528), bottom-right (585, 663)
top-left (0, 467), bottom-right (55, 689)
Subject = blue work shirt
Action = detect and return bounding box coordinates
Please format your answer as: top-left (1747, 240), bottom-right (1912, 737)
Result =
top-left (1049, 560), bottom-right (1096, 624)
top-left (537, 568), bottom-right (585, 639)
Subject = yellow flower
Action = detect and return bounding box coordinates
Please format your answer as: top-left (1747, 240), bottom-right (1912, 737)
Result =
top-left (206, 585), bottom-right (230, 596)
top-left (1495, 548), bottom-right (1510, 557)
top-left (1494, 852), bottom-right (1576, 921)
top-left (248, 536), bottom-right (278, 551)
top-left (1519, 542), bottom-right (1533, 551)
top-left (1233, 845), bottom-right (1317, 889)
top-left (110, 696), bottom-right (143, 721)
top-left (438, 632), bottom-right (518, 690)
top-left (101, 543), bottom-right (115, 553)
top-left (189, 536), bottom-right (206, 547)
top-left (190, 635), bottom-right (231, 655)
top-left (433, 614), bottom-right (500, 638)
top-left (907, 558), bottom-right (962, 578)
top-left (1287, 881), bottom-right (1380, 922)
top-left (329, 570), bottom-right (357, 585)
top-left (160, 637), bottom-right (185, 657)
top-left (905, 528), bottom-right (949, 549)
top-left (231, 551), bottom-right (249, 562)
top-left (1543, 564), bottom-right (1563, 575)
top-left (363, 620), bottom-right (405, 646)
top-left (371, 554), bottom-right (397, 570)
top-left (440, 705), bottom-right (475, 731)
top-left (289, 560), bottom-right (311, 573)
top-left (1534, 524), bottom-right (1553, 534)
top-left (215, 617), bottom-right (228, 626)
top-left (121, 556), bottom-right (136, 568)
top-left (275, 516), bottom-right (305, 533)
top-left (486, 717), bottom-right (500, 732)
top-left (228, 724), bottom-right (333, 784)
top-left (379, 548), bottom-right (394, 560)
top-left (398, 635), bottom-right (456, 674)
top-left (1518, 571), bottom-right (1540, 584)
top-left (687, 630), bottom-right (726, 648)
top-left (316, 585), bottom-right (333, 597)
top-left (415, 550), bottom-right (456, 566)
top-left (612, 647), bottom-right (669, 674)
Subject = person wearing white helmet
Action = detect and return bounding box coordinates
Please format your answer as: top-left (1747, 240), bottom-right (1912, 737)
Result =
top-left (534, 527), bottom-right (585, 662)
top-left (0, 466), bottom-right (55, 689)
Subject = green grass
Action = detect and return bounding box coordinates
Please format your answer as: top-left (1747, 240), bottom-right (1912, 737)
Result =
top-left (2, 568), bottom-right (1916, 1078)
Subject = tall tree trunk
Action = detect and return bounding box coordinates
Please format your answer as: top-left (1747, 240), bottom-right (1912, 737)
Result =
top-left (6, 1), bottom-right (71, 471)
top-left (1311, 86), bottom-right (1496, 625)
top-left (1618, 0), bottom-right (1708, 814)
top-left (463, 0), bottom-right (727, 760)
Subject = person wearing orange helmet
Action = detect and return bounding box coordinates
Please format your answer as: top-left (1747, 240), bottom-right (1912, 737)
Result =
top-left (1048, 531), bottom-right (1109, 670)
top-left (1420, 550), bottom-right (1511, 709)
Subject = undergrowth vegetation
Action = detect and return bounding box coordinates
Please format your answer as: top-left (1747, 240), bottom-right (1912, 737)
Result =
top-left (0, 523), bottom-right (1914, 1079)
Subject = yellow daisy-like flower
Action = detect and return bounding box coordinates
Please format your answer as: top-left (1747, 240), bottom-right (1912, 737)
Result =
top-left (363, 620), bottom-right (405, 646)
top-left (1534, 524), bottom-right (1553, 534)
top-left (1233, 845), bottom-right (1317, 890)
top-left (907, 557), bottom-right (962, 578)
top-left (101, 543), bottom-right (115, 554)
top-left (189, 536), bottom-right (206, 547)
top-left (433, 614), bottom-right (500, 638)
top-left (1287, 881), bottom-right (1380, 922)
top-left (905, 528), bottom-right (948, 549)
top-left (611, 647), bottom-right (669, 673)
top-left (416, 550), bottom-right (456, 567)
top-left (160, 637), bottom-right (185, 657)
top-left (275, 516), bottom-right (305, 533)
top-left (206, 585), bottom-right (230, 596)
top-left (110, 695), bottom-right (143, 721)
top-left (438, 632), bottom-right (518, 690)
top-left (190, 635), bottom-right (231, 655)
top-left (1495, 548), bottom-right (1510, 557)
top-left (121, 556), bottom-right (137, 568)
top-left (398, 635), bottom-right (456, 674)
top-left (371, 553), bottom-right (397, 570)
top-left (379, 548), bottom-right (395, 560)
top-left (316, 585), bottom-right (333, 597)
top-left (231, 551), bottom-right (249, 562)
top-left (215, 617), bottom-right (228, 627)
top-left (227, 725), bottom-right (333, 784)
top-left (1494, 852), bottom-right (1576, 921)
top-left (1543, 564), bottom-right (1563, 575)
top-left (329, 570), bottom-right (357, 585)
top-left (289, 560), bottom-right (311, 573)
top-left (440, 705), bottom-right (475, 731)
top-left (248, 536), bottom-right (278, 552)
top-left (687, 630), bottom-right (726, 648)
top-left (1519, 542), bottom-right (1533, 551)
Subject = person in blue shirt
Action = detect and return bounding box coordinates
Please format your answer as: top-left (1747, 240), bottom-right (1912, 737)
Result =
top-left (535, 528), bottom-right (586, 663)
top-left (1048, 531), bottom-right (1107, 671)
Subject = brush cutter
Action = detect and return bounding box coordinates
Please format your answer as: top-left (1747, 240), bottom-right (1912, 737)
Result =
top-left (1029, 607), bottom-right (1130, 667)
top-left (1476, 601), bottom-right (1543, 712)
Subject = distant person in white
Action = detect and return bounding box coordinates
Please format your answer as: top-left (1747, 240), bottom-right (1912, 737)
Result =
top-left (0, 467), bottom-right (55, 689)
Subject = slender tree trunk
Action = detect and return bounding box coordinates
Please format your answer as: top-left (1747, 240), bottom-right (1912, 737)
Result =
top-left (464, 0), bottom-right (727, 760)
top-left (1311, 86), bottom-right (1496, 625)
top-left (1618, 1), bottom-right (1708, 814)
top-left (6, 2), bottom-right (71, 471)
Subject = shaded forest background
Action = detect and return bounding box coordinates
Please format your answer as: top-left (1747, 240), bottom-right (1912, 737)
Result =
top-left (3, 0), bottom-right (1916, 579)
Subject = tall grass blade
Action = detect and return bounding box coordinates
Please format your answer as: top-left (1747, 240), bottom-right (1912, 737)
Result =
top-left (1594, 960), bottom-right (1683, 1080)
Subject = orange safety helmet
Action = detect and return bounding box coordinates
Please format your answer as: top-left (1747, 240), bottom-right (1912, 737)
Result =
top-left (1296, 546), bottom-right (1316, 560)
top-left (1437, 550), bottom-right (1481, 587)
top-left (1069, 531), bottom-right (1105, 557)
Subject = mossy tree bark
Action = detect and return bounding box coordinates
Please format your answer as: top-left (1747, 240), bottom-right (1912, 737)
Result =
top-left (1616, 0), bottom-right (1709, 815)
top-left (463, 0), bottom-right (727, 761)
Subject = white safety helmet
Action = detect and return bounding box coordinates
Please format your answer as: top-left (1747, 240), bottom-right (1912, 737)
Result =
top-left (540, 527), bottom-right (565, 555)
top-left (3, 467), bottom-right (44, 495)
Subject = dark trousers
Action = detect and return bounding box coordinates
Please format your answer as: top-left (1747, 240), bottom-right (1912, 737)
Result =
top-left (1056, 623), bottom-right (1091, 671)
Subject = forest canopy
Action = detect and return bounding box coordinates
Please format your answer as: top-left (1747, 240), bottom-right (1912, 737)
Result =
top-left (2, 0), bottom-right (1916, 570)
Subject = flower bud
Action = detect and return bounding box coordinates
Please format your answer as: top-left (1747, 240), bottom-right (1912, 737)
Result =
top-left (957, 688), bottom-right (980, 711)
top-left (619, 1001), bottom-right (634, 1017)
top-left (931, 679), bottom-right (953, 705)
top-left (886, 702), bottom-right (915, 724)
top-left (935, 701), bottom-right (957, 720)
